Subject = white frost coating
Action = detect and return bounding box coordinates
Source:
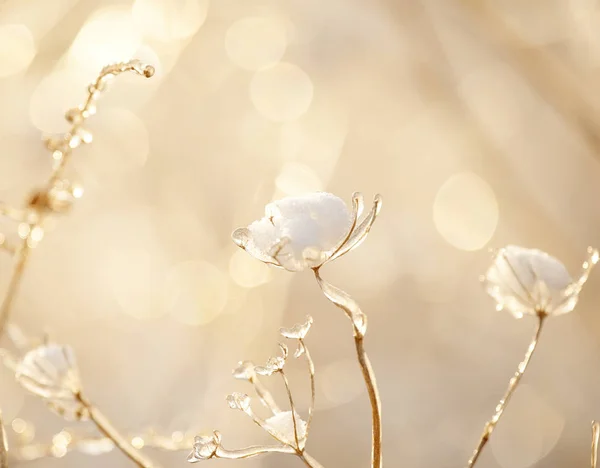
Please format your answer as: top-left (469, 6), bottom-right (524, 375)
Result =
top-left (483, 245), bottom-right (585, 318)
top-left (265, 411), bottom-right (307, 446)
top-left (244, 192), bottom-right (353, 272)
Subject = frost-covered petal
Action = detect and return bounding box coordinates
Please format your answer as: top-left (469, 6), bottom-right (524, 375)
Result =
top-left (233, 192), bottom-right (354, 272)
top-left (280, 316), bottom-right (313, 340)
top-left (232, 361), bottom-right (256, 381)
top-left (483, 245), bottom-right (580, 317)
top-left (255, 356), bottom-right (285, 376)
top-left (15, 344), bottom-right (86, 420)
top-left (328, 194), bottom-right (382, 263)
top-left (16, 344), bottom-right (81, 400)
top-left (226, 393), bottom-right (251, 411)
top-left (265, 411), bottom-right (307, 447)
top-left (188, 434), bottom-right (219, 462)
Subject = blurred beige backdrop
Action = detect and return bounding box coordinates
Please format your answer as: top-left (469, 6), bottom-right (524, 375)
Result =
top-left (1, 0), bottom-right (600, 467)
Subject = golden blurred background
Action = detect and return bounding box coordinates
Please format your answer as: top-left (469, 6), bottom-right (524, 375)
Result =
top-left (1, 0), bottom-right (600, 466)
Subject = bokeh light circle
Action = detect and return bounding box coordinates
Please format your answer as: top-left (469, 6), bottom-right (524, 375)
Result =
top-left (225, 16), bottom-right (288, 70)
top-left (0, 24), bottom-right (36, 78)
top-left (69, 8), bottom-right (141, 72)
top-left (433, 172), bottom-right (499, 251)
top-left (165, 261), bottom-right (228, 326)
top-left (250, 62), bottom-right (314, 122)
top-left (132, 0), bottom-right (209, 42)
top-left (229, 250), bottom-right (271, 288)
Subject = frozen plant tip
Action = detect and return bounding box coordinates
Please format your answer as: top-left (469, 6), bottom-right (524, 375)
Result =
top-left (467, 245), bottom-right (599, 468)
top-left (188, 317), bottom-right (322, 467)
top-left (15, 344), bottom-right (86, 420)
top-left (482, 245), bottom-right (599, 318)
top-left (232, 192), bottom-right (382, 272)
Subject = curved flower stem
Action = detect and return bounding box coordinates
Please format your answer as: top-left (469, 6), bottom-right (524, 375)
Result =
top-left (313, 268), bottom-right (382, 468)
top-left (466, 313), bottom-right (546, 468)
top-left (279, 370), bottom-right (300, 449)
top-left (299, 451), bottom-right (324, 468)
top-left (76, 393), bottom-right (158, 468)
top-left (592, 421), bottom-right (600, 468)
top-left (0, 239), bottom-right (32, 337)
top-left (249, 374), bottom-right (281, 414)
top-left (215, 444), bottom-right (296, 459)
top-left (300, 338), bottom-right (316, 434)
top-left (354, 334), bottom-right (382, 468)
top-left (0, 410), bottom-right (8, 468)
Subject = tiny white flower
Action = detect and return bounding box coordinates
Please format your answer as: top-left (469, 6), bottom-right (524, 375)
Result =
top-left (15, 344), bottom-right (87, 420)
top-left (483, 245), bottom-right (598, 318)
top-left (232, 192), bottom-right (382, 272)
top-left (226, 392), bottom-right (251, 412)
top-left (188, 431), bottom-right (221, 462)
top-left (280, 315), bottom-right (313, 340)
top-left (254, 357), bottom-right (285, 376)
top-left (265, 411), bottom-right (307, 448)
top-left (232, 361), bottom-right (256, 381)
top-left (254, 344), bottom-right (289, 376)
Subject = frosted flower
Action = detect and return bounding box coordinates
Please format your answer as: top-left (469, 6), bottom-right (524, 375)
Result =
top-left (226, 393), bottom-right (251, 411)
top-left (255, 344), bottom-right (288, 376)
top-left (280, 315), bottom-right (313, 340)
top-left (15, 344), bottom-right (87, 420)
top-left (232, 361), bottom-right (256, 381)
top-left (188, 431), bottom-right (221, 462)
top-left (232, 192), bottom-right (382, 272)
top-left (483, 245), bottom-right (598, 318)
top-left (265, 411), bottom-right (307, 448)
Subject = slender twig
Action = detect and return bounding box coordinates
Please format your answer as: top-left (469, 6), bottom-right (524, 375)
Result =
top-left (467, 313), bottom-right (546, 467)
top-left (300, 338), bottom-right (316, 434)
top-left (354, 333), bottom-right (382, 468)
top-left (10, 425), bottom-right (200, 461)
top-left (76, 393), bottom-right (158, 468)
top-left (313, 268), bottom-right (382, 468)
top-left (0, 410), bottom-right (8, 468)
top-left (592, 421), bottom-right (600, 468)
top-left (279, 370), bottom-right (300, 449)
top-left (0, 239), bottom-right (31, 336)
top-left (0, 60), bottom-right (154, 339)
top-left (249, 373), bottom-right (281, 414)
top-left (216, 444), bottom-right (296, 459)
top-left (299, 451), bottom-right (324, 468)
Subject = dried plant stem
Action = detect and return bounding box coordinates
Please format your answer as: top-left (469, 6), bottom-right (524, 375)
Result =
top-left (300, 338), bottom-right (316, 433)
top-left (0, 239), bottom-right (32, 337)
top-left (354, 334), bottom-right (382, 468)
top-left (76, 393), bottom-right (157, 468)
top-left (279, 370), bottom-right (300, 449)
top-left (592, 421), bottom-right (600, 468)
top-left (0, 411), bottom-right (8, 468)
top-left (313, 269), bottom-right (382, 468)
top-left (467, 313), bottom-right (546, 467)
top-left (250, 375), bottom-right (281, 414)
top-left (299, 451), bottom-right (324, 468)
top-left (0, 60), bottom-right (153, 339)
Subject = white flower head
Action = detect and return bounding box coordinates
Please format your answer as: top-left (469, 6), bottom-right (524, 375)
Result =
top-left (232, 192), bottom-right (382, 272)
top-left (483, 245), bottom-right (598, 318)
top-left (254, 344), bottom-right (288, 376)
top-left (188, 431), bottom-right (221, 462)
top-left (15, 344), bottom-right (87, 420)
top-left (226, 392), bottom-right (251, 412)
top-left (232, 361), bottom-right (256, 381)
top-left (265, 411), bottom-right (307, 448)
top-left (280, 315), bottom-right (313, 340)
